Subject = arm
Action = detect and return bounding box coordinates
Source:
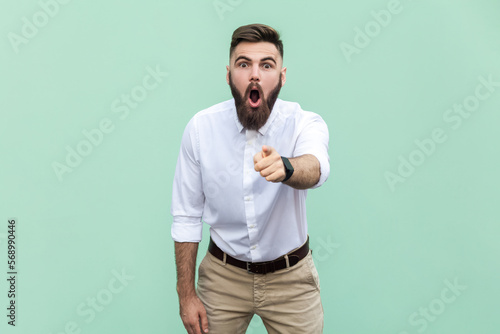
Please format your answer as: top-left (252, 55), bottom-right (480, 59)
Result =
top-left (171, 118), bottom-right (208, 333)
top-left (175, 241), bottom-right (209, 334)
top-left (284, 154), bottom-right (320, 189)
top-left (253, 146), bottom-right (320, 190)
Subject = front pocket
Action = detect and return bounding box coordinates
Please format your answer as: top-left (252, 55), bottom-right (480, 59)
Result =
top-left (307, 255), bottom-right (321, 292)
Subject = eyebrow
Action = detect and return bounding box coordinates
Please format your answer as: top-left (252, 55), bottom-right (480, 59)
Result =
top-left (234, 56), bottom-right (277, 65)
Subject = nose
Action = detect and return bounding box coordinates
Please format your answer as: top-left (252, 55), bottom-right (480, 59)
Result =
top-left (250, 66), bottom-right (260, 82)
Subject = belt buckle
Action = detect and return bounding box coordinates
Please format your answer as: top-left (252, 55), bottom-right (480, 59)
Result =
top-left (246, 262), bottom-right (253, 274)
top-left (246, 262), bottom-right (262, 274)
top-left (247, 261), bottom-right (274, 274)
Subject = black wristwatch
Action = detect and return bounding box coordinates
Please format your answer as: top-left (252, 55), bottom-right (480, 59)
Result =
top-left (281, 156), bottom-right (294, 182)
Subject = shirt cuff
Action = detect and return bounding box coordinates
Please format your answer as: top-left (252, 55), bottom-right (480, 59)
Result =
top-left (171, 216), bottom-right (203, 242)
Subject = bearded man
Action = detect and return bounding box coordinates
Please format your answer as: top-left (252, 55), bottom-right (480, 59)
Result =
top-left (171, 23), bottom-right (330, 334)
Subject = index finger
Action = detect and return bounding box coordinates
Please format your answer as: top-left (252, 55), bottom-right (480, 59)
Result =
top-left (262, 145), bottom-right (273, 157)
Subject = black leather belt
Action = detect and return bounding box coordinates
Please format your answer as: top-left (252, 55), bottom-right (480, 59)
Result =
top-left (208, 237), bottom-right (310, 274)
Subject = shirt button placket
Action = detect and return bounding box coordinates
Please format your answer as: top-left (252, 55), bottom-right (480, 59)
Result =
top-left (244, 130), bottom-right (259, 261)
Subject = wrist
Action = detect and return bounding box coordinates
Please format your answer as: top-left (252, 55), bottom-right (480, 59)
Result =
top-left (177, 285), bottom-right (197, 299)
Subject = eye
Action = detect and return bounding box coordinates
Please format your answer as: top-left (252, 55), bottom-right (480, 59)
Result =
top-left (263, 63), bottom-right (272, 69)
top-left (239, 62), bottom-right (248, 68)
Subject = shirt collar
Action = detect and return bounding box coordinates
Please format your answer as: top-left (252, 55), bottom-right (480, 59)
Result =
top-left (232, 99), bottom-right (282, 136)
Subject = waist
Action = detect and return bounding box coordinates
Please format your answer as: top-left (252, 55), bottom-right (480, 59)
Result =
top-left (208, 236), bottom-right (310, 274)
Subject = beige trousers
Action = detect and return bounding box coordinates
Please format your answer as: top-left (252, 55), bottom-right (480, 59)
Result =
top-left (197, 250), bottom-right (324, 334)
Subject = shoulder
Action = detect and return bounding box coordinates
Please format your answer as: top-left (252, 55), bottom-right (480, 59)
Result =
top-left (275, 99), bottom-right (326, 124)
top-left (182, 99), bottom-right (235, 133)
top-left (192, 99), bottom-right (235, 121)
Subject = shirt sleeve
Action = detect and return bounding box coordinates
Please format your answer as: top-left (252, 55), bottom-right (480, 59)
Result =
top-left (293, 112), bottom-right (330, 189)
top-left (170, 117), bottom-right (205, 242)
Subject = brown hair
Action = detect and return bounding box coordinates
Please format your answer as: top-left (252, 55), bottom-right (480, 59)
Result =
top-left (230, 24), bottom-right (283, 60)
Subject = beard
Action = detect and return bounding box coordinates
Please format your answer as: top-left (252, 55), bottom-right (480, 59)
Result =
top-left (229, 72), bottom-right (282, 131)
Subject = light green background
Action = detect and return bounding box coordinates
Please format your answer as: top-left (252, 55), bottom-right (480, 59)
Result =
top-left (1, 0), bottom-right (499, 333)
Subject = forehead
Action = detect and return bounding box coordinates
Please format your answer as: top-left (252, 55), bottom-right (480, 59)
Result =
top-left (231, 41), bottom-right (282, 63)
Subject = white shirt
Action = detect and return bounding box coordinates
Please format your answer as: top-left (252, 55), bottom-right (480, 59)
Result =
top-left (170, 98), bottom-right (330, 262)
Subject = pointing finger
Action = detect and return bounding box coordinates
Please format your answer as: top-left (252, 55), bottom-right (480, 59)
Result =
top-left (262, 145), bottom-right (273, 158)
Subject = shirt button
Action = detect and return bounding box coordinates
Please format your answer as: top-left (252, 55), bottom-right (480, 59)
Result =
top-left (251, 245), bottom-right (257, 250)
top-left (249, 224), bottom-right (255, 228)
top-left (244, 196), bottom-right (252, 201)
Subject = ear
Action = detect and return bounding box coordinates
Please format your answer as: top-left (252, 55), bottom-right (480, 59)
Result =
top-left (226, 65), bottom-right (230, 85)
top-left (280, 67), bottom-right (287, 87)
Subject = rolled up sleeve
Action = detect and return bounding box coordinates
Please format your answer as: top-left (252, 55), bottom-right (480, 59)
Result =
top-left (293, 113), bottom-right (330, 189)
top-left (170, 117), bottom-right (205, 242)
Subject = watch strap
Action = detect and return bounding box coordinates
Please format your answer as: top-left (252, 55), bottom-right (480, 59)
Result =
top-left (281, 156), bottom-right (294, 182)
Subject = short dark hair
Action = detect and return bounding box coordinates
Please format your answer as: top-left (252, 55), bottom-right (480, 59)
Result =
top-left (230, 24), bottom-right (283, 60)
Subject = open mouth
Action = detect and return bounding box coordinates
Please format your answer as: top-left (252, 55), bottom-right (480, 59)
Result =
top-left (248, 88), bottom-right (261, 108)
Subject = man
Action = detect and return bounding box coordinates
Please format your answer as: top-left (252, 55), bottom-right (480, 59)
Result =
top-left (171, 23), bottom-right (330, 334)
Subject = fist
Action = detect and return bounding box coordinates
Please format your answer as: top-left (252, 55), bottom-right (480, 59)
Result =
top-left (253, 145), bottom-right (285, 183)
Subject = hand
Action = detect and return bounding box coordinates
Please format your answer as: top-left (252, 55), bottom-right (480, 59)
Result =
top-left (253, 145), bottom-right (286, 182)
top-left (179, 294), bottom-right (209, 334)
